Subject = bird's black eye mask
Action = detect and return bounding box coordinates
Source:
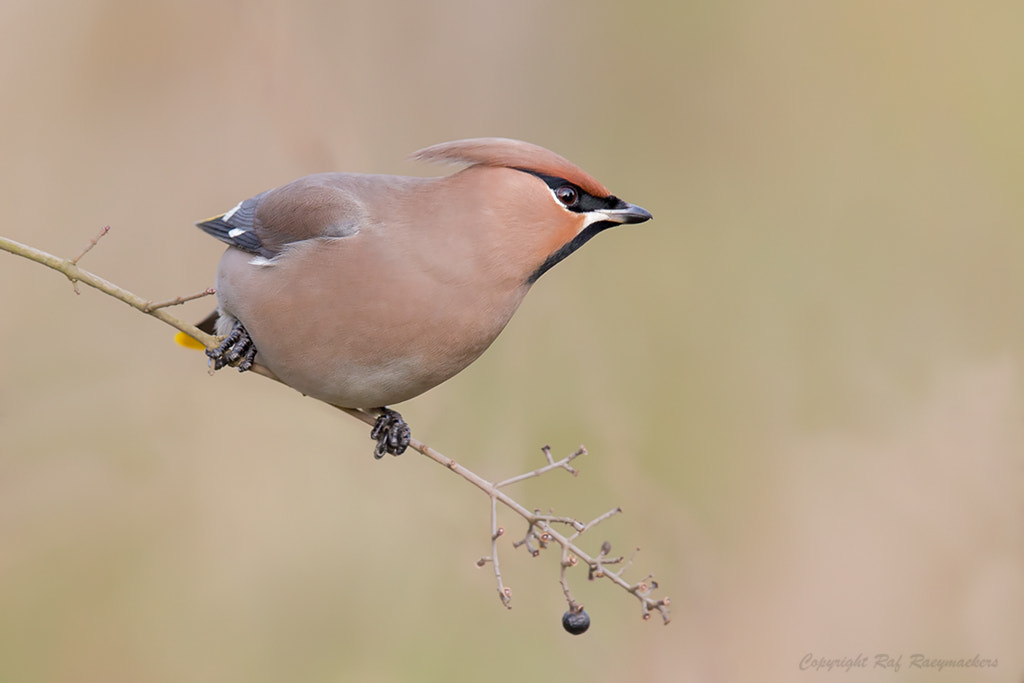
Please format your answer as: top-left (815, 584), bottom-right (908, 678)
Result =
top-left (515, 169), bottom-right (633, 285)
top-left (516, 170), bottom-right (627, 214)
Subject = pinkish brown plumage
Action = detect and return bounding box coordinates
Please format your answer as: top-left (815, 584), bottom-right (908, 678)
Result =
top-left (194, 138), bottom-right (651, 457)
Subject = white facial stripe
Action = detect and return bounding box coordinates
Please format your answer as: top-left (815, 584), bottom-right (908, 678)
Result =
top-left (581, 211), bottom-right (612, 228)
top-left (547, 187), bottom-right (616, 229)
top-left (546, 187), bottom-right (636, 230)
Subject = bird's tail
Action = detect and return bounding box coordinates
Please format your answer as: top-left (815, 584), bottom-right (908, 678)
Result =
top-left (174, 310), bottom-right (219, 350)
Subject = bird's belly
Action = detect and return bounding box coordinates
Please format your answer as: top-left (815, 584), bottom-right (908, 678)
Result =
top-left (216, 244), bottom-right (526, 408)
top-left (260, 328), bottom-right (491, 409)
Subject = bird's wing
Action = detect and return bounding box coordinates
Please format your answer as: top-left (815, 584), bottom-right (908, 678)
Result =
top-left (196, 173), bottom-right (366, 258)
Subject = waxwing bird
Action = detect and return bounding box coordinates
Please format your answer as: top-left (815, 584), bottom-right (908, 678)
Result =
top-left (192, 138), bottom-right (652, 458)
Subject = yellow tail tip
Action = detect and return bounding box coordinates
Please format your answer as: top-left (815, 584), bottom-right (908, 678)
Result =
top-left (175, 331), bottom-right (207, 351)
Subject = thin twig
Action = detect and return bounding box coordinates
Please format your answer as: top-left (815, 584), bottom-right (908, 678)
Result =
top-left (489, 497), bottom-right (511, 607)
top-left (494, 445), bottom-right (585, 488)
top-left (474, 496), bottom-right (511, 608)
top-left (531, 514), bottom-right (586, 531)
top-left (576, 507), bottom-right (623, 535)
top-left (613, 547), bottom-right (641, 578)
top-left (71, 225), bottom-right (110, 265)
top-left (559, 545), bottom-right (582, 613)
top-left (143, 288), bottom-right (216, 312)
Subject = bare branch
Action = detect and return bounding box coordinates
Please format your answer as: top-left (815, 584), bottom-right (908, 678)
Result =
top-left (1, 234), bottom-right (220, 347)
top-left (1, 230), bottom-right (671, 627)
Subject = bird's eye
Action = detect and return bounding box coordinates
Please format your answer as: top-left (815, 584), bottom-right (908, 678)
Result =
top-left (555, 185), bottom-right (579, 207)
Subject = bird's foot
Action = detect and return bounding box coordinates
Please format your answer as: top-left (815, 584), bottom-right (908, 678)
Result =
top-left (206, 320), bottom-right (257, 372)
top-left (370, 408), bottom-right (411, 459)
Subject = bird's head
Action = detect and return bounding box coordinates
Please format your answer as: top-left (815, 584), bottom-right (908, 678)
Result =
top-left (413, 138), bottom-right (652, 284)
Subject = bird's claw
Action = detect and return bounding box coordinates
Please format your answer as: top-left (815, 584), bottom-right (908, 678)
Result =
top-left (371, 408), bottom-right (411, 459)
top-left (206, 320), bottom-right (257, 372)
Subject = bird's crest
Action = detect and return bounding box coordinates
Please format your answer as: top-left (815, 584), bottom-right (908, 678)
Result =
top-left (412, 137), bottom-right (611, 198)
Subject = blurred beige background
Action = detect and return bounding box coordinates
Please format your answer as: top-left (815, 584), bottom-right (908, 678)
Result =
top-left (2, 1), bottom-right (1022, 681)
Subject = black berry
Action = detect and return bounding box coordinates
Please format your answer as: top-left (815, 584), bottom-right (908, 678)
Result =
top-left (562, 609), bottom-right (590, 635)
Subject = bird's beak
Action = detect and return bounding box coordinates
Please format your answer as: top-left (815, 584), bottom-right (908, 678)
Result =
top-left (602, 201), bottom-right (653, 225)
